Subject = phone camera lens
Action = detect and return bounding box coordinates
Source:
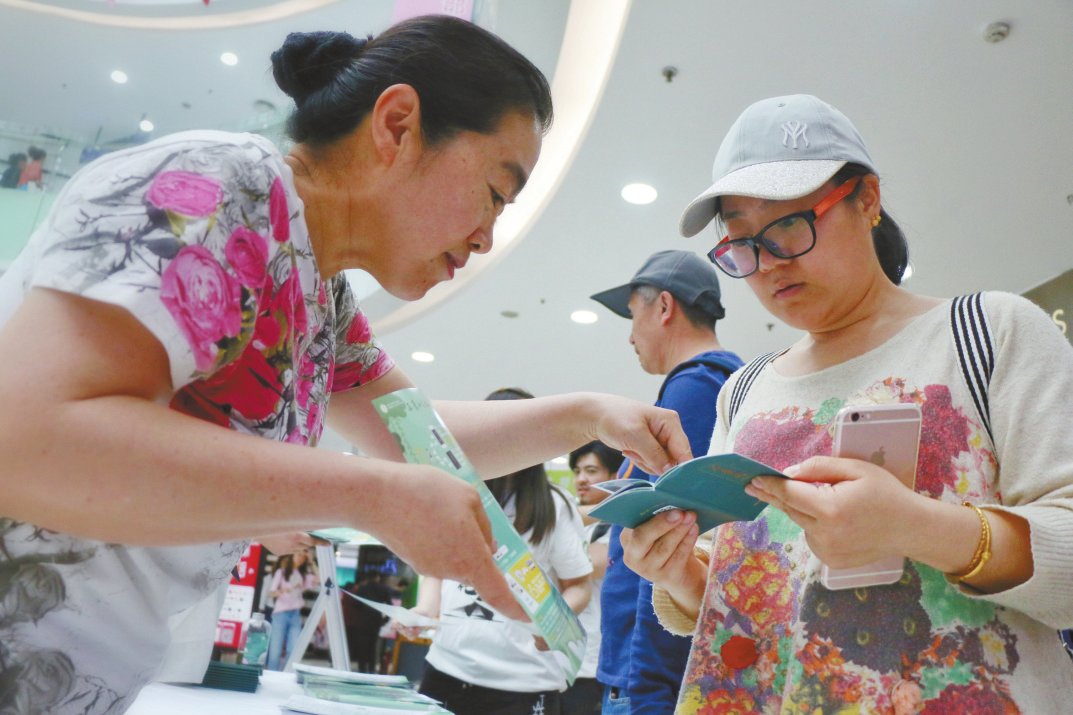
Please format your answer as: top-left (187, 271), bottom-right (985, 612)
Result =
top-left (851, 412), bottom-right (860, 422)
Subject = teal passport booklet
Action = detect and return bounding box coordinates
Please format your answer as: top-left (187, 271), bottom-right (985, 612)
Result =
top-left (588, 453), bottom-right (787, 533)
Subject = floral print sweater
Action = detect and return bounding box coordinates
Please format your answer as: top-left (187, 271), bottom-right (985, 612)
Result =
top-left (653, 293), bottom-right (1073, 714)
top-left (0, 131), bottom-right (394, 714)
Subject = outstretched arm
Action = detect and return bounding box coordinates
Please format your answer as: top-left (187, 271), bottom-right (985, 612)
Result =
top-left (0, 287), bottom-right (525, 620)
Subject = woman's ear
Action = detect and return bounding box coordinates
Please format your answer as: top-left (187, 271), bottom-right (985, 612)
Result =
top-left (857, 174), bottom-right (882, 220)
top-left (370, 83), bottom-right (422, 166)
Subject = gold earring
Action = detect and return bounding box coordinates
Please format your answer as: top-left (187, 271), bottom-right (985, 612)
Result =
top-left (871, 215), bottom-right (882, 228)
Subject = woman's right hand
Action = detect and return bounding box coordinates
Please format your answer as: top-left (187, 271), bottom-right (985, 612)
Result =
top-left (620, 509), bottom-right (707, 619)
top-left (394, 606), bottom-right (439, 641)
top-left (361, 464), bottom-right (526, 622)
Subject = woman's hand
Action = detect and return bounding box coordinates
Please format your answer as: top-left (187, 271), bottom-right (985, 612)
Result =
top-left (394, 606), bottom-right (439, 641)
top-left (590, 395), bottom-right (693, 476)
top-left (745, 455), bottom-right (924, 569)
top-left (620, 509), bottom-right (707, 620)
top-left (361, 463), bottom-right (527, 622)
top-left (257, 532), bottom-right (328, 556)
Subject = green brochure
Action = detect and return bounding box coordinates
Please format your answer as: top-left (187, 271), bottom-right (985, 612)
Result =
top-left (588, 453), bottom-right (788, 533)
top-left (372, 388), bottom-right (586, 683)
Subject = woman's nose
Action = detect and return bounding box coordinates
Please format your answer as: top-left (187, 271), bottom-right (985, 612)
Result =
top-left (469, 224), bottom-right (493, 254)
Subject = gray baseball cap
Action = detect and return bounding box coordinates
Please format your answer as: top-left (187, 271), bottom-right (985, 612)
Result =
top-left (679, 94), bottom-right (878, 237)
top-left (590, 249), bottom-right (725, 320)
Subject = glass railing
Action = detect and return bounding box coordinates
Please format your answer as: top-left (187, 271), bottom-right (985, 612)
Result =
top-left (0, 110), bottom-right (290, 272)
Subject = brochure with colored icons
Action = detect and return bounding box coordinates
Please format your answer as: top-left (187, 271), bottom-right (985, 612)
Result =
top-left (588, 453), bottom-right (788, 533)
top-left (372, 388), bottom-right (586, 684)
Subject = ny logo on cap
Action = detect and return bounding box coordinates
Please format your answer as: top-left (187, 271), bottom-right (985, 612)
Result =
top-left (781, 120), bottom-right (809, 150)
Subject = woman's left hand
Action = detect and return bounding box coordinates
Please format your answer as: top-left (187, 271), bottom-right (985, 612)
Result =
top-left (745, 455), bottom-right (925, 568)
top-left (592, 395), bottom-right (692, 476)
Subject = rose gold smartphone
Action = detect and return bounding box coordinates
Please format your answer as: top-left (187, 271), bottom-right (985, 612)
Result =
top-left (820, 403), bottom-right (922, 590)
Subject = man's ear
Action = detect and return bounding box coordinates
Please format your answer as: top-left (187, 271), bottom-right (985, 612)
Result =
top-left (370, 83), bottom-right (422, 166)
top-left (658, 291), bottom-right (676, 326)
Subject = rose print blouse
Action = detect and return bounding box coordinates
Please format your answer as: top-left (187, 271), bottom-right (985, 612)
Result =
top-left (0, 130), bottom-right (394, 713)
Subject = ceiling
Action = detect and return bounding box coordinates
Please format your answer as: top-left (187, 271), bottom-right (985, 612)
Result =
top-left (2, 1), bottom-right (1072, 451)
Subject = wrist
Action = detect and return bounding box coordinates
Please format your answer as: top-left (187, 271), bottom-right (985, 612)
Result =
top-left (666, 551), bottom-right (708, 621)
top-left (902, 497), bottom-right (984, 574)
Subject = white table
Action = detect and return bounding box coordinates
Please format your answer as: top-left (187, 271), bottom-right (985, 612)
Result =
top-left (128, 670), bottom-right (301, 714)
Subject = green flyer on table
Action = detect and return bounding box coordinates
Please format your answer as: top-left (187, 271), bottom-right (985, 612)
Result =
top-left (372, 387), bottom-right (586, 683)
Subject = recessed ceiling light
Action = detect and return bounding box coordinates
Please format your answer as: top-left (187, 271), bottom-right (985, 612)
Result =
top-left (411, 351), bottom-right (435, 363)
top-left (220, 52), bottom-right (239, 66)
top-left (571, 310), bottom-right (598, 324)
top-left (139, 118), bottom-right (154, 133)
top-left (110, 70), bottom-right (128, 84)
top-left (621, 182), bottom-right (657, 205)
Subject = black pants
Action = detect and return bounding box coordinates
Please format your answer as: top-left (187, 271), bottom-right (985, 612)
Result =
top-left (559, 677), bottom-right (602, 714)
top-left (418, 663), bottom-right (562, 715)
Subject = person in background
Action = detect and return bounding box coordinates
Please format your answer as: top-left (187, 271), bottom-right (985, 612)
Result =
top-left (0, 16), bottom-right (690, 712)
top-left (623, 93), bottom-right (1073, 713)
top-left (413, 387), bottom-right (593, 715)
top-left (562, 441), bottom-right (624, 714)
top-left (266, 548), bottom-right (318, 670)
top-left (350, 570), bottom-right (393, 672)
top-left (16, 146), bottom-right (45, 189)
top-left (0, 152), bottom-right (26, 189)
top-left (590, 250), bottom-right (743, 714)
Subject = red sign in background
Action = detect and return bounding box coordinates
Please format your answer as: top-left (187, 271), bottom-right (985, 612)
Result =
top-left (215, 542), bottom-right (263, 648)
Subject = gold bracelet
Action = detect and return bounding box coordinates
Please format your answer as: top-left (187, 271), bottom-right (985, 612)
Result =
top-left (950, 502), bottom-right (992, 583)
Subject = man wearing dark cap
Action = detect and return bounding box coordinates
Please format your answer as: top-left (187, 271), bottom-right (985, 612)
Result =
top-left (590, 249), bottom-right (743, 714)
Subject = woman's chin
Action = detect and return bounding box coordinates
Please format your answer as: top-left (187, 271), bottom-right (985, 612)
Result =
top-left (383, 280), bottom-right (435, 302)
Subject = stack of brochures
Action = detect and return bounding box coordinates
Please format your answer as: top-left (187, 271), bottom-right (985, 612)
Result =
top-left (196, 660), bottom-right (262, 693)
top-left (282, 664), bottom-right (451, 714)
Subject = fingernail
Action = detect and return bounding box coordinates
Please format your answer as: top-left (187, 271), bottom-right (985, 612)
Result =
top-left (665, 510), bottom-right (683, 523)
top-left (784, 465), bottom-right (800, 477)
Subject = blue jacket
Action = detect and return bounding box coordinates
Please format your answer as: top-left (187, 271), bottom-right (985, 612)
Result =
top-left (597, 350), bottom-right (743, 713)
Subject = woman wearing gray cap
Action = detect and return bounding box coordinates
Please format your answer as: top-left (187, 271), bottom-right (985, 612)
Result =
top-left (622, 94), bottom-right (1073, 713)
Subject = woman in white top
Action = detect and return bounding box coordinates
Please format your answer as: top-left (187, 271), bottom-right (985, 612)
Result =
top-left (414, 388), bottom-right (593, 715)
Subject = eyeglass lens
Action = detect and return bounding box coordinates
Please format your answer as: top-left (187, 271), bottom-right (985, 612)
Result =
top-left (711, 215), bottom-right (815, 277)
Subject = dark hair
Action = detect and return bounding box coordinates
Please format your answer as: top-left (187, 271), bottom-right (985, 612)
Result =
top-left (481, 386), bottom-right (562, 544)
top-left (276, 551), bottom-right (310, 581)
top-left (7, 153), bottom-right (26, 165)
top-left (26, 147), bottom-right (45, 161)
top-left (569, 440), bottom-right (625, 474)
top-left (271, 15), bottom-right (553, 147)
top-left (831, 163), bottom-right (908, 285)
top-left (632, 284), bottom-right (719, 331)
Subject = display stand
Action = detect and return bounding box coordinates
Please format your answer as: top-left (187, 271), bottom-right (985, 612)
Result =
top-left (284, 543), bottom-right (350, 672)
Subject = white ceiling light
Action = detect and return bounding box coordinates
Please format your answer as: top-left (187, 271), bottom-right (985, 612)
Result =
top-left (549, 456), bottom-right (568, 465)
top-left (621, 182), bottom-right (657, 205)
top-left (411, 351), bottom-right (435, 363)
top-left (220, 51), bottom-right (238, 66)
top-left (139, 118), bottom-right (154, 132)
top-left (571, 310), bottom-right (598, 324)
top-left (110, 70), bottom-right (128, 84)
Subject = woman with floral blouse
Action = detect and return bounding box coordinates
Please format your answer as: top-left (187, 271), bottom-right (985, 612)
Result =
top-left (0, 16), bottom-right (690, 714)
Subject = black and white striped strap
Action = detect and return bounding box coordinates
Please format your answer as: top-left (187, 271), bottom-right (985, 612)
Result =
top-left (950, 292), bottom-right (995, 443)
top-left (727, 351), bottom-right (780, 425)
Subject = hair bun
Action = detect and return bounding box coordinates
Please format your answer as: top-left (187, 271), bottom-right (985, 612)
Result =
top-left (271, 31), bottom-right (369, 104)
